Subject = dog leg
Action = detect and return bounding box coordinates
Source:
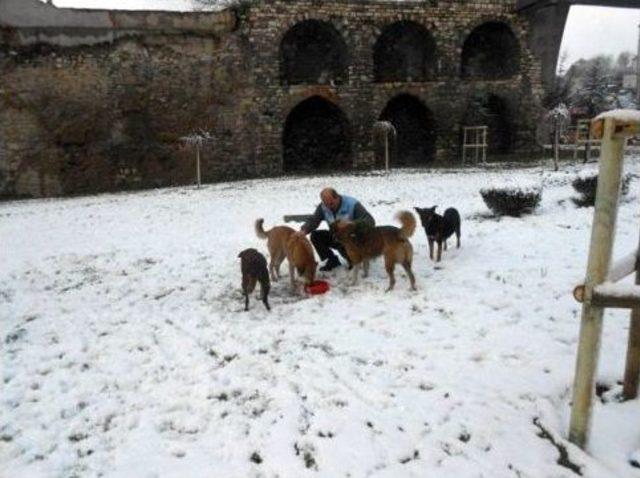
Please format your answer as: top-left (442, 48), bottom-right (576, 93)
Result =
top-left (289, 261), bottom-right (297, 293)
top-left (269, 257), bottom-right (278, 281)
top-left (363, 260), bottom-right (369, 278)
top-left (401, 260), bottom-right (417, 291)
top-left (276, 253), bottom-right (285, 280)
top-left (260, 282), bottom-right (271, 311)
top-left (385, 256), bottom-right (396, 292)
top-left (444, 240), bottom-right (448, 251)
top-left (456, 231), bottom-right (461, 248)
top-left (428, 239), bottom-right (434, 260)
top-left (436, 241), bottom-right (442, 262)
top-left (351, 264), bottom-right (360, 286)
top-left (243, 276), bottom-right (256, 311)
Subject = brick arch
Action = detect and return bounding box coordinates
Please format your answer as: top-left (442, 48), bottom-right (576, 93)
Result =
top-left (282, 95), bottom-right (352, 172)
top-left (372, 20), bottom-right (439, 82)
top-left (277, 16), bottom-right (352, 85)
top-left (461, 91), bottom-right (515, 154)
top-left (377, 93), bottom-right (437, 166)
top-left (368, 15), bottom-right (438, 48)
top-left (459, 18), bottom-right (522, 80)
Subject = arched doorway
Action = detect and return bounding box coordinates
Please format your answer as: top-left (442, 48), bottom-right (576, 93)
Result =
top-left (463, 93), bottom-right (513, 154)
top-left (373, 21), bottom-right (437, 82)
top-left (461, 22), bottom-right (520, 80)
top-left (378, 94), bottom-right (436, 166)
top-left (280, 20), bottom-right (349, 85)
top-left (283, 96), bottom-right (352, 172)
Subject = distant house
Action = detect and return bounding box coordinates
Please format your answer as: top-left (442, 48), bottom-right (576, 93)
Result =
top-left (623, 73), bottom-right (637, 90)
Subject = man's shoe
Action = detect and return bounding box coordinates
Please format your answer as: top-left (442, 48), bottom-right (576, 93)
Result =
top-left (319, 258), bottom-right (340, 272)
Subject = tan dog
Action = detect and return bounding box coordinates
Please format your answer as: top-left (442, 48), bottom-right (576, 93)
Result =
top-left (285, 234), bottom-right (317, 291)
top-left (255, 219), bottom-right (317, 291)
top-left (255, 219), bottom-right (294, 281)
top-left (332, 210), bottom-right (417, 291)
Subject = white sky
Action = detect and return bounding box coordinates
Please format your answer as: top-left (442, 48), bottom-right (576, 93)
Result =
top-left (46, 1), bottom-right (640, 69)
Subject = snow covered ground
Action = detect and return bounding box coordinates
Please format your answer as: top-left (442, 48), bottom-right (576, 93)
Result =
top-left (2, 157), bottom-right (640, 478)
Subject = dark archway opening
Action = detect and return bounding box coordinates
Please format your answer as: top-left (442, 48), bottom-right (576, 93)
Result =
top-left (374, 21), bottom-right (437, 82)
top-left (283, 96), bottom-right (352, 172)
top-left (280, 20), bottom-right (348, 85)
top-left (463, 94), bottom-right (513, 154)
top-left (461, 22), bottom-right (520, 80)
top-left (379, 94), bottom-right (436, 166)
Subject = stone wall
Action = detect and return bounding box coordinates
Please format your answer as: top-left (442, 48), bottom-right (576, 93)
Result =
top-left (0, 0), bottom-right (544, 198)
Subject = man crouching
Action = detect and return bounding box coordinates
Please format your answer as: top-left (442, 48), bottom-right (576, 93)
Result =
top-left (294, 187), bottom-right (375, 272)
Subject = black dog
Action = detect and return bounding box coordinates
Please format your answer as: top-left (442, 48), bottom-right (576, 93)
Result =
top-left (238, 248), bottom-right (271, 311)
top-left (414, 206), bottom-right (461, 262)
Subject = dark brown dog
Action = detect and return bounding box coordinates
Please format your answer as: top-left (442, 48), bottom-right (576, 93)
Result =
top-left (238, 248), bottom-right (271, 311)
top-left (414, 206), bottom-right (461, 262)
top-left (332, 210), bottom-right (417, 291)
top-left (255, 219), bottom-right (317, 292)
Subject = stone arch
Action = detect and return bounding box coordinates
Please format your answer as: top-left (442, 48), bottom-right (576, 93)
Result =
top-left (279, 19), bottom-right (349, 85)
top-left (373, 20), bottom-right (437, 82)
top-left (462, 93), bottom-right (513, 154)
top-left (379, 94), bottom-right (436, 166)
top-left (461, 21), bottom-right (520, 80)
top-left (282, 96), bottom-right (352, 172)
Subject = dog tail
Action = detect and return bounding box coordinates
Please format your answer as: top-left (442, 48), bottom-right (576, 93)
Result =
top-left (396, 210), bottom-right (417, 239)
top-left (255, 218), bottom-right (269, 240)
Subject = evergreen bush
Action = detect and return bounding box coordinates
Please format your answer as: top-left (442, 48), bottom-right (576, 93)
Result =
top-left (571, 171), bottom-right (632, 207)
top-left (480, 183), bottom-right (542, 217)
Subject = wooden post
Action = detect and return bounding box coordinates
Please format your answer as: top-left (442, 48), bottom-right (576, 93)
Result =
top-left (623, 235), bottom-right (640, 400)
top-left (384, 130), bottom-right (389, 173)
top-left (474, 129), bottom-right (479, 163)
top-left (569, 117), bottom-right (625, 448)
top-left (553, 119), bottom-right (560, 171)
top-left (482, 127), bottom-right (487, 164)
top-left (462, 128), bottom-right (468, 164)
top-left (196, 144), bottom-right (202, 189)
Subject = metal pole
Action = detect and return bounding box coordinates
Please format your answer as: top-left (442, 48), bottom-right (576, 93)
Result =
top-left (569, 117), bottom-right (625, 449)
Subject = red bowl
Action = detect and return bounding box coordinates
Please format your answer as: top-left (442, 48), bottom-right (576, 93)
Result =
top-left (305, 280), bottom-right (330, 295)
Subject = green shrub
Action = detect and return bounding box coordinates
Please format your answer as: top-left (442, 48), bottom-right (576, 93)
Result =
top-left (571, 171), bottom-right (632, 207)
top-left (480, 183), bottom-right (542, 217)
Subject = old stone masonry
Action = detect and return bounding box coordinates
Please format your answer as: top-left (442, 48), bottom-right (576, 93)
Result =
top-left (1, 0), bottom-right (544, 198)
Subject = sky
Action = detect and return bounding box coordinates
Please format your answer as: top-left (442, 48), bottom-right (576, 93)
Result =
top-left (43, 1), bottom-right (640, 70)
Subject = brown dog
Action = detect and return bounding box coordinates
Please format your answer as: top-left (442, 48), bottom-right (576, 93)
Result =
top-left (332, 210), bottom-right (417, 291)
top-left (255, 219), bottom-right (317, 292)
top-left (238, 248), bottom-right (271, 311)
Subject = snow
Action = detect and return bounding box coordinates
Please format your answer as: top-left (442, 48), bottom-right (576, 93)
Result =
top-left (2, 158), bottom-right (640, 478)
top-left (595, 282), bottom-right (640, 300)
top-left (595, 109), bottom-right (640, 124)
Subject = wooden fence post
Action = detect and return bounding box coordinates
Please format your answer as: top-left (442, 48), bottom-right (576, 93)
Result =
top-left (623, 232), bottom-right (640, 400)
top-left (568, 116), bottom-right (625, 448)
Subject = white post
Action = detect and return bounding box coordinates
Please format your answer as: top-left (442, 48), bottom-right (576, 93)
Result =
top-left (569, 117), bottom-right (625, 449)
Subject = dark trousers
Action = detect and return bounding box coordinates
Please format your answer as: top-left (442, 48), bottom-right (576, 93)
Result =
top-left (310, 230), bottom-right (349, 265)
